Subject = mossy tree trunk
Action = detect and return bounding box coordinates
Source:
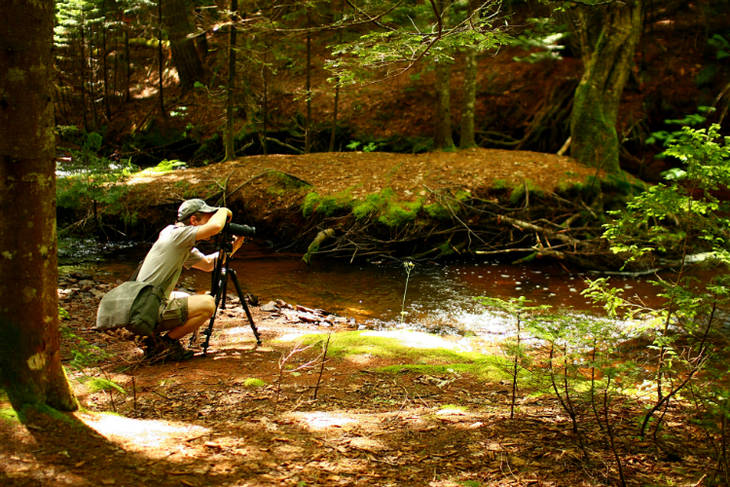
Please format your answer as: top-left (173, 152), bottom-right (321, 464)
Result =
top-left (162, 0), bottom-right (204, 91)
top-left (0, 0), bottom-right (78, 413)
top-left (568, 0), bottom-right (643, 173)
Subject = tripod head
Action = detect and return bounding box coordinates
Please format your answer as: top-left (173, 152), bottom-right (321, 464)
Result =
top-left (215, 222), bottom-right (256, 253)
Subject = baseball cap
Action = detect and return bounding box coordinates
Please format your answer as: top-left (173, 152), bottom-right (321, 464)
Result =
top-left (177, 199), bottom-right (219, 221)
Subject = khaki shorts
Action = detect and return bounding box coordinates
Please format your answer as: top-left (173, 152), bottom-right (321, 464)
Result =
top-left (157, 291), bottom-right (189, 332)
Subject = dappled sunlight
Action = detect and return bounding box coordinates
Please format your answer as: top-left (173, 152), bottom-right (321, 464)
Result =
top-left (217, 325), bottom-right (263, 345)
top-left (287, 411), bottom-right (358, 431)
top-left (277, 330), bottom-right (329, 343)
top-left (78, 411), bottom-right (210, 455)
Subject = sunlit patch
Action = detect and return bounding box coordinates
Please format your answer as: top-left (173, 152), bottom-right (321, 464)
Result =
top-left (360, 330), bottom-right (463, 350)
top-left (79, 412), bottom-right (209, 452)
top-left (218, 325), bottom-right (260, 343)
top-left (277, 331), bottom-right (328, 342)
top-left (287, 411), bottom-right (357, 430)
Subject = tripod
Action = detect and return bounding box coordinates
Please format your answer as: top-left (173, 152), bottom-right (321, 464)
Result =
top-left (200, 234), bottom-right (262, 355)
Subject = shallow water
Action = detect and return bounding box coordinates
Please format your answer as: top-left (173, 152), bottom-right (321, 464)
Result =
top-left (86, 241), bottom-right (664, 335)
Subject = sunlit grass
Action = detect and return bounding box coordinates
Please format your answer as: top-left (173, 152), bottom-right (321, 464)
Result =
top-left (1, 406), bottom-right (19, 423)
top-left (281, 330), bottom-right (511, 381)
top-left (243, 378), bottom-right (267, 388)
top-left (377, 361), bottom-right (505, 381)
top-left (287, 330), bottom-right (486, 361)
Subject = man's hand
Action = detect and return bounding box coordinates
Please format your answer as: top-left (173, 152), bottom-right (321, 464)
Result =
top-left (231, 235), bottom-right (245, 256)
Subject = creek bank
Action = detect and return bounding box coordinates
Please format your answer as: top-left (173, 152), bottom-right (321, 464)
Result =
top-left (60, 149), bottom-right (643, 270)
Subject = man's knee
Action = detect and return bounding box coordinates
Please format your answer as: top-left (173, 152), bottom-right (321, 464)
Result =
top-left (190, 294), bottom-right (216, 318)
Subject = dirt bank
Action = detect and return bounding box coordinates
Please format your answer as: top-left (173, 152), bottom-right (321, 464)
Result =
top-left (86, 148), bottom-right (628, 268)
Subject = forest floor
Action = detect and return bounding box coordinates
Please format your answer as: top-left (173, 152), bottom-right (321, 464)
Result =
top-left (0, 266), bottom-right (713, 487)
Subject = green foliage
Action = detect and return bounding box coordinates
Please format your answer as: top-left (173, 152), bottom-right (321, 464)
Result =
top-left (510, 17), bottom-right (568, 63)
top-left (596, 115), bottom-right (730, 448)
top-left (708, 34), bottom-right (730, 60)
top-left (346, 140), bottom-right (380, 152)
top-left (326, 1), bottom-right (508, 85)
top-left (605, 122), bottom-right (730, 264)
top-left (423, 202), bottom-right (451, 220)
top-left (83, 377), bottom-right (126, 394)
top-left (378, 199), bottom-right (422, 227)
top-left (645, 107), bottom-right (715, 146)
top-left (350, 188), bottom-right (424, 227)
top-left (0, 407), bottom-right (20, 424)
top-left (243, 378), bottom-right (267, 388)
top-left (131, 159), bottom-right (186, 177)
top-left (60, 323), bottom-right (108, 371)
top-left (508, 179), bottom-right (543, 205)
top-left (301, 191), bottom-right (353, 217)
top-left (57, 131), bottom-right (137, 226)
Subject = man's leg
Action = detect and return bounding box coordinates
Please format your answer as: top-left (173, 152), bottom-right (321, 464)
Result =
top-left (165, 294), bottom-right (215, 340)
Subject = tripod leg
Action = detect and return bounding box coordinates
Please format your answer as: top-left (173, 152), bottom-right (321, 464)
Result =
top-left (201, 276), bottom-right (225, 355)
top-left (228, 269), bottom-right (262, 345)
top-left (220, 267), bottom-right (229, 310)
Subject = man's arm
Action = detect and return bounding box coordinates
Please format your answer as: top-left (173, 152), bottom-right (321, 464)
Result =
top-left (191, 253), bottom-right (218, 272)
top-left (190, 235), bottom-right (245, 272)
top-left (195, 207), bottom-right (232, 241)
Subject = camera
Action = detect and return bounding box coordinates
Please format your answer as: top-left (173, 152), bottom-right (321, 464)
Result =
top-left (225, 222), bottom-right (256, 237)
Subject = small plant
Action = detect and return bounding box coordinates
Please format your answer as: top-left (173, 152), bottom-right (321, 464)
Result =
top-left (346, 140), bottom-right (379, 152)
top-left (478, 296), bottom-right (550, 419)
top-left (595, 115), bottom-right (730, 481)
top-left (399, 261), bottom-right (415, 324)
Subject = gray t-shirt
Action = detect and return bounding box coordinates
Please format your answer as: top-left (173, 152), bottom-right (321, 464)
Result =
top-left (137, 224), bottom-right (205, 298)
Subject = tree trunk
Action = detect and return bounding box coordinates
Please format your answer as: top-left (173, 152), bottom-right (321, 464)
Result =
top-left (224, 0), bottom-right (238, 161)
top-left (460, 45), bottom-right (477, 148)
top-left (79, 19), bottom-right (89, 130)
top-left (569, 0), bottom-right (643, 173)
top-left (434, 60), bottom-right (455, 149)
top-left (162, 0), bottom-right (204, 91)
top-left (124, 28), bottom-right (131, 102)
top-left (305, 27), bottom-right (312, 154)
top-left (158, 0), bottom-right (165, 116)
top-left (0, 0), bottom-right (78, 413)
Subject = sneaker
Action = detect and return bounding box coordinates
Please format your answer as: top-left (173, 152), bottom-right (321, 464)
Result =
top-left (142, 335), bottom-right (194, 363)
top-left (160, 335), bottom-right (195, 361)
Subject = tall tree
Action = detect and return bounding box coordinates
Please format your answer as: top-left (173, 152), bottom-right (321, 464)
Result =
top-left (459, 0), bottom-right (479, 148)
top-left (434, 59), bottom-right (455, 148)
top-left (223, 0), bottom-right (239, 161)
top-left (0, 0), bottom-right (78, 413)
top-left (566, 0), bottom-right (643, 173)
top-left (162, 0), bottom-right (204, 91)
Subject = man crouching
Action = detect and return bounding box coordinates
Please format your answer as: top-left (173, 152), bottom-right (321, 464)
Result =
top-left (137, 198), bottom-right (244, 362)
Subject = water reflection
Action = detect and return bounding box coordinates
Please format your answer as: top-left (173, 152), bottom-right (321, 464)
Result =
top-left (184, 249), bottom-right (661, 332)
top-left (86, 242), bottom-right (663, 335)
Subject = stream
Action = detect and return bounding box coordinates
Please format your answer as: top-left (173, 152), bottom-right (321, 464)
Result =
top-left (66, 240), bottom-right (664, 336)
